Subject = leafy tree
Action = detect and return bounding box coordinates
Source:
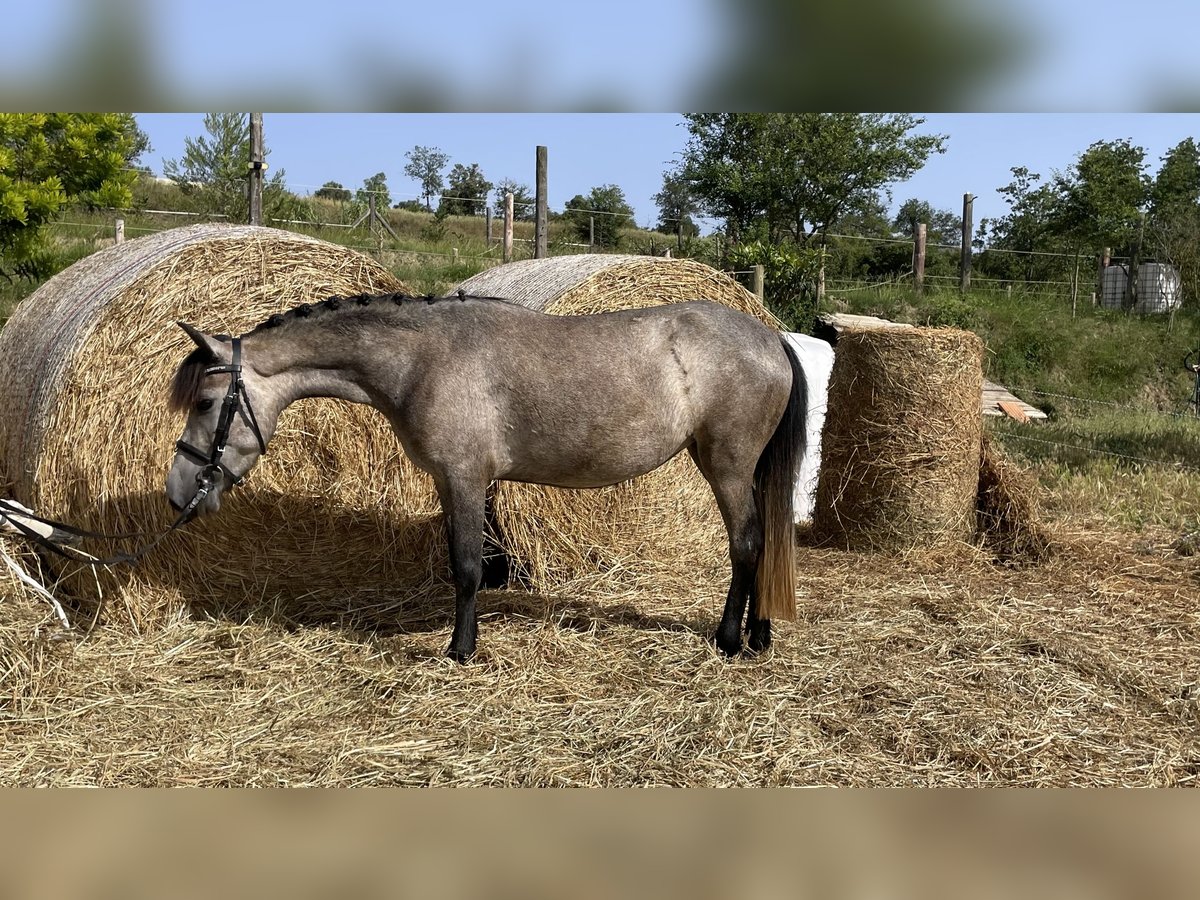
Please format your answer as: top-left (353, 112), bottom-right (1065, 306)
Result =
top-left (1047, 138), bottom-right (1149, 256)
top-left (677, 113), bottom-right (946, 245)
top-left (1150, 137), bottom-right (1200, 218)
top-left (1148, 138), bottom-right (1200, 305)
top-left (727, 239), bottom-right (822, 332)
top-left (653, 169), bottom-right (700, 237)
top-left (892, 198), bottom-right (961, 246)
top-left (1, 113), bottom-right (140, 280)
top-left (356, 172), bottom-right (391, 208)
top-left (403, 145), bottom-right (449, 210)
top-left (976, 167), bottom-right (1065, 283)
top-left (315, 180), bottom-right (351, 201)
top-left (163, 113), bottom-right (291, 222)
top-left (564, 185), bottom-right (635, 249)
top-left (493, 178), bottom-right (535, 222)
top-left (439, 163), bottom-right (492, 216)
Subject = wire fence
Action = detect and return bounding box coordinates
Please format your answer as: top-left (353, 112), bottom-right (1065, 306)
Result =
top-left (29, 205), bottom-right (1200, 482)
top-left (995, 430), bottom-right (1200, 474)
top-left (45, 200), bottom-right (637, 270)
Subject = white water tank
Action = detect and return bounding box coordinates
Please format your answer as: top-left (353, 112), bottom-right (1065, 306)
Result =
top-left (1100, 262), bottom-right (1182, 314)
top-left (1100, 264), bottom-right (1129, 310)
top-left (1135, 262), bottom-right (1181, 314)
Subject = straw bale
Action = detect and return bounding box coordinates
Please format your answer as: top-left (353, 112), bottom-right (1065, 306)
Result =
top-left (976, 433), bottom-right (1052, 561)
top-left (454, 255), bottom-right (777, 595)
top-left (812, 326), bottom-right (985, 551)
top-left (0, 224), bottom-right (430, 626)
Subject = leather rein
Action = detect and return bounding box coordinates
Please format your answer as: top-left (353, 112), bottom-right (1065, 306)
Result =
top-left (1, 336), bottom-right (267, 569)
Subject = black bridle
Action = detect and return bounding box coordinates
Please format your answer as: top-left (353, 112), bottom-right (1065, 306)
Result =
top-left (173, 336), bottom-right (267, 493)
top-left (0, 337), bottom-right (272, 637)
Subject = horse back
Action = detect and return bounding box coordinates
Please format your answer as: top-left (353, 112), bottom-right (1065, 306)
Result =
top-left (403, 300), bottom-right (792, 488)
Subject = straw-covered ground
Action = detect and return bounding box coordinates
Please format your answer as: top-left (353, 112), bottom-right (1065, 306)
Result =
top-left (3, 502), bottom-right (1198, 786)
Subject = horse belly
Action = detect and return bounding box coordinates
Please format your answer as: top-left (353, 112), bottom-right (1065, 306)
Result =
top-left (499, 405), bottom-right (691, 489)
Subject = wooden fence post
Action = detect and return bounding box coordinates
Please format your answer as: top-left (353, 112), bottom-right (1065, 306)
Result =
top-left (248, 113), bottom-right (264, 226)
top-left (1098, 246), bottom-right (1111, 306)
top-left (752, 264), bottom-right (765, 303)
top-left (817, 245), bottom-right (826, 302)
top-left (960, 193), bottom-right (974, 292)
top-left (485, 206), bottom-right (492, 247)
top-left (1071, 248), bottom-right (1081, 317)
top-left (535, 145), bottom-right (548, 259)
top-left (503, 192), bottom-right (514, 263)
top-left (913, 222), bottom-right (926, 294)
top-left (114, 218), bottom-right (125, 244)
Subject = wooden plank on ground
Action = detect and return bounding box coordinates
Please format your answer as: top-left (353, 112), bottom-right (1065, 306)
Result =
top-left (997, 400), bottom-right (1030, 422)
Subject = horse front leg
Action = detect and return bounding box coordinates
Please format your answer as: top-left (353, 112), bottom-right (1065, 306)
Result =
top-left (436, 474), bottom-right (487, 663)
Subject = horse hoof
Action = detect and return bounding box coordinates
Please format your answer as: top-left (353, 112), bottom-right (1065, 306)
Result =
top-left (714, 630), bottom-right (742, 658)
top-left (745, 621), bottom-right (772, 655)
top-left (446, 643), bottom-right (475, 664)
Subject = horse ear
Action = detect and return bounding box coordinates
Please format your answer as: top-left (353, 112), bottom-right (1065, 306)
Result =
top-left (177, 321), bottom-right (226, 360)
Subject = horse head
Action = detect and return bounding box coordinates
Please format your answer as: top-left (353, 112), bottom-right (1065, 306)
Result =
top-left (166, 322), bottom-right (272, 518)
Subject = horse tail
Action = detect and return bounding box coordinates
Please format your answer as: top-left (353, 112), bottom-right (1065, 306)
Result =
top-left (754, 337), bottom-right (807, 621)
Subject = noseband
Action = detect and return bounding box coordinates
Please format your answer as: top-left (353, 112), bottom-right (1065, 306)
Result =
top-left (174, 337), bottom-right (267, 490)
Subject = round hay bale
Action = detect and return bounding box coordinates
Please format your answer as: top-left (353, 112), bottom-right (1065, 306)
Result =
top-left (453, 254), bottom-right (779, 600)
top-left (812, 326), bottom-right (984, 551)
top-left (0, 224), bottom-right (439, 627)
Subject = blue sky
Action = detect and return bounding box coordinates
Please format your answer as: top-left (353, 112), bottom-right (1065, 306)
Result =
top-left (135, 113), bottom-right (1200, 233)
top-left (6, 1), bottom-right (1200, 112)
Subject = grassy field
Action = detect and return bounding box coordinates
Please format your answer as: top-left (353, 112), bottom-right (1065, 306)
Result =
top-left (2, 217), bottom-right (1200, 785)
top-left (0, 198), bottom-right (686, 320)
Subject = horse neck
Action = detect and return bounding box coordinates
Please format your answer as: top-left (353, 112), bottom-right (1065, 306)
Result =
top-left (243, 321), bottom-right (394, 412)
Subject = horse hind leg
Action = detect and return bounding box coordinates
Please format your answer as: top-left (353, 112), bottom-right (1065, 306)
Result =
top-left (716, 508), bottom-right (763, 657)
top-left (435, 474), bottom-right (487, 663)
top-left (693, 446), bottom-right (764, 657)
top-left (481, 482), bottom-right (510, 590)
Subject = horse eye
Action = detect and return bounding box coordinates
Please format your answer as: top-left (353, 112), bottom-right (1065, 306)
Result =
top-left (196, 398), bottom-right (214, 413)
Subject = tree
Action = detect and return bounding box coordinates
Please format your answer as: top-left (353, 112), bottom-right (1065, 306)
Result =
top-left (1047, 138), bottom-right (1149, 256)
top-left (677, 113), bottom-right (946, 245)
top-left (356, 172), bottom-right (391, 208)
top-left (403, 145), bottom-right (449, 211)
top-left (1, 113), bottom-right (141, 280)
top-left (564, 185), bottom-right (635, 249)
top-left (653, 169), bottom-right (700, 237)
top-left (493, 178), bottom-right (534, 222)
top-left (162, 113), bottom-right (291, 222)
top-left (1150, 137), bottom-right (1200, 218)
top-left (1148, 138), bottom-right (1200, 304)
top-left (973, 166), bottom-right (1071, 284)
top-left (439, 163), bottom-right (492, 216)
top-left (892, 198), bottom-right (961, 245)
top-left (315, 181), bottom-right (351, 202)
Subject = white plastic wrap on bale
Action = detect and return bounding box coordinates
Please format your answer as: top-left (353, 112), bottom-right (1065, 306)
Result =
top-left (1135, 262), bottom-right (1181, 314)
top-left (1101, 265), bottom-right (1128, 310)
top-left (783, 333), bottom-right (835, 523)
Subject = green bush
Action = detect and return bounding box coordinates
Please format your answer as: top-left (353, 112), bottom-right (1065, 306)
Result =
top-left (727, 239), bottom-right (822, 332)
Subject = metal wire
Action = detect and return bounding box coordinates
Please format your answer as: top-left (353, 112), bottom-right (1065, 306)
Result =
top-left (999, 432), bottom-right (1200, 472)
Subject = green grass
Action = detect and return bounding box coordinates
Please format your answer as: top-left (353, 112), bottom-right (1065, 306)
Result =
top-left (990, 411), bottom-right (1200, 534)
top-left (832, 282), bottom-right (1200, 536)
top-left (829, 283), bottom-right (1200, 416)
